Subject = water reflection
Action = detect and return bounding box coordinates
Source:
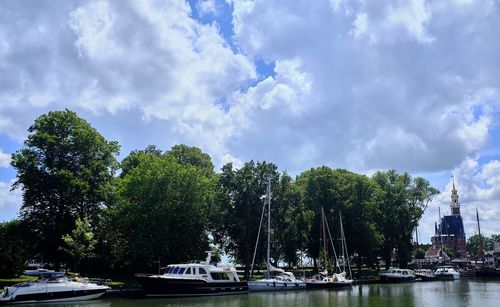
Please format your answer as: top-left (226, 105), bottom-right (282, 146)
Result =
top-left (28, 280), bottom-right (500, 307)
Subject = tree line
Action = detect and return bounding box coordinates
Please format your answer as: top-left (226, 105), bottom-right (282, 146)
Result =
top-left (1, 109), bottom-right (440, 278)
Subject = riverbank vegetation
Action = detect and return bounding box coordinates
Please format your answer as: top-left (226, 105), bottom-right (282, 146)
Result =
top-left (2, 109), bottom-right (440, 278)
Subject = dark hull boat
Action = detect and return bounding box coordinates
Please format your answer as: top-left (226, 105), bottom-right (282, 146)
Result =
top-left (475, 267), bottom-right (500, 277)
top-left (137, 275), bottom-right (248, 297)
top-left (136, 252), bottom-right (248, 297)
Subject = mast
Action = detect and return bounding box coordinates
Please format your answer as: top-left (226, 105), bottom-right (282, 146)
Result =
top-left (476, 207), bottom-right (484, 261)
top-left (266, 177), bottom-right (271, 278)
top-left (321, 207), bottom-right (328, 271)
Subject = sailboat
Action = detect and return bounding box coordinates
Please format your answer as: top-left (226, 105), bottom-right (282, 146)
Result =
top-left (305, 207), bottom-right (354, 289)
top-left (248, 178), bottom-right (306, 292)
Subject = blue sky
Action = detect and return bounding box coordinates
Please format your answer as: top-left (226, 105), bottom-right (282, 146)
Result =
top-left (1, 0), bottom-right (499, 244)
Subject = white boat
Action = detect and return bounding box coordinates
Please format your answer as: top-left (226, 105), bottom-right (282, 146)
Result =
top-left (414, 269), bottom-right (437, 281)
top-left (248, 178), bottom-right (306, 292)
top-left (0, 272), bottom-right (109, 304)
top-left (136, 252), bottom-right (248, 297)
top-left (379, 268), bottom-right (416, 282)
top-left (434, 266), bottom-right (460, 280)
top-left (305, 208), bottom-right (354, 289)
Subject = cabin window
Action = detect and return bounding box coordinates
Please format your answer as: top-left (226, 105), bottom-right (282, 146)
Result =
top-left (173, 267), bottom-right (180, 274)
top-left (178, 268), bottom-right (186, 274)
top-left (210, 272), bottom-right (230, 280)
top-left (403, 271), bottom-right (408, 275)
top-left (199, 268), bottom-right (207, 275)
top-left (167, 267), bottom-right (175, 274)
top-left (185, 268), bottom-right (191, 274)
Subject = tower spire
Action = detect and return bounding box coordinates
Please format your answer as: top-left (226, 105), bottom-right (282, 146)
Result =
top-left (450, 176), bottom-right (460, 215)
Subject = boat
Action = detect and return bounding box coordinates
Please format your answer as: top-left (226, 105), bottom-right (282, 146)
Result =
top-left (136, 252), bottom-right (248, 297)
top-left (305, 208), bottom-right (354, 289)
top-left (475, 267), bottom-right (500, 277)
top-left (414, 269), bottom-right (437, 281)
top-left (379, 268), bottom-right (416, 282)
top-left (434, 266), bottom-right (460, 280)
top-left (248, 178), bottom-right (306, 292)
top-left (0, 272), bottom-right (109, 304)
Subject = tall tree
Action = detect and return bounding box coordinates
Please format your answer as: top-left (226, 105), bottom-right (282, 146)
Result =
top-left (372, 170), bottom-right (439, 268)
top-left (61, 217), bottom-right (97, 272)
top-left (11, 109), bottom-right (120, 267)
top-left (0, 220), bottom-right (32, 277)
top-left (167, 144), bottom-right (214, 176)
top-left (107, 151), bottom-right (215, 272)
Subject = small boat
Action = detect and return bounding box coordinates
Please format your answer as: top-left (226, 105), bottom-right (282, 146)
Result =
top-left (0, 272), bottom-right (109, 304)
top-left (136, 252), bottom-right (248, 297)
top-left (248, 178), bottom-right (306, 292)
top-left (304, 208), bottom-right (354, 289)
top-left (414, 269), bottom-right (436, 281)
top-left (379, 268), bottom-right (416, 282)
top-left (434, 266), bottom-right (460, 280)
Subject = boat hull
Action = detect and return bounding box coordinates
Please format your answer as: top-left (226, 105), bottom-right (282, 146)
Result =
top-left (379, 275), bottom-right (415, 283)
top-left (475, 268), bottom-right (500, 278)
top-left (0, 288), bottom-right (107, 305)
top-left (305, 281), bottom-right (353, 289)
top-left (137, 276), bottom-right (248, 297)
top-left (248, 280), bottom-right (306, 292)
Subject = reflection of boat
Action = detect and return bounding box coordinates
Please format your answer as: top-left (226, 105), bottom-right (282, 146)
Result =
top-left (305, 208), bottom-right (354, 289)
top-left (136, 252), bottom-right (248, 297)
top-left (0, 272), bottom-right (109, 304)
top-left (414, 269), bottom-right (436, 281)
top-left (248, 178), bottom-right (306, 292)
top-left (434, 266), bottom-right (460, 280)
top-left (379, 268), bottom-right (416, 282)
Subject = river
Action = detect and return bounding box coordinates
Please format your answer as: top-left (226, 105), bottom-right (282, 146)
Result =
top-left (40, 279), bottom-right (500, 307)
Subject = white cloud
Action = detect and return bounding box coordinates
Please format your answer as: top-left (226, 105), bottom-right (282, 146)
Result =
top-left (196, 0), bottom-right (219, 17)
top-left (0, 180), bottom-right (21, 221)
top-left (0, 149), bottom-right (10, 168)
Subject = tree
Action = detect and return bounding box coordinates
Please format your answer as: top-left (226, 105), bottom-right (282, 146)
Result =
top-left (61, 217), bottom-right (97, 272)
top-left (167, 144), bottom-right (214, 176)
top-left (107, 151), bottom-right (215, 272)
top-left (11, 109), bottom-right (120, 267)
top-left (0, 220), bottom-right (32, 277)
top-left (372, 170), bottom-right (439, 268)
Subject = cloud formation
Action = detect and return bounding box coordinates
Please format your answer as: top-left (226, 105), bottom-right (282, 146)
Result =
top-left (0, 0), bottom-right (499, 235)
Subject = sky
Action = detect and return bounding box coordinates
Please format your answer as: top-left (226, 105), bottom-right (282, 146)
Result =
top-left (0, 0), bottom-right (499, 244)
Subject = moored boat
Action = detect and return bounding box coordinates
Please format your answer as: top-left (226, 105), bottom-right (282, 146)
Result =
top-left (248, 178), bottom-right (306, 292)
top-left (475, 267), bottom-right (500, 277)
top-left (414, 269), bottom-right (436, 281)
top-left (0, 272), bottom-right (109, 304)
top-left (434, 266), bottom-right (460, 280)
top-left (136, 252), bottom-right (248, 297)
top-left (379, 268), bottom-right (416, 282)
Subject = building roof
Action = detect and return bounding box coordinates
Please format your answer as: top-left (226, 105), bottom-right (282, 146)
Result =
top-left (439, 215), bottom-right (465, 238)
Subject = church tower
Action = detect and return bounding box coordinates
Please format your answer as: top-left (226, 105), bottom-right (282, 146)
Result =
top-left (450, 178), bottom-right (460, 215)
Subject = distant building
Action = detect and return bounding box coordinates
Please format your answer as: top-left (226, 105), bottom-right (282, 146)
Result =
top-left (484, 242), bottom-right (500, 267)
top-left (427, 180), bottom-right (467, 260)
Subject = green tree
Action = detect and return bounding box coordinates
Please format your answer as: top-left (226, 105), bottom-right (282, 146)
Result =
top-left (167, 144), bottom-right (214, 176)
top-left (107, 151), bottom-right (215, 272)
top-left (61, 217), bottom-right (97, 272)
top-left (372, 170), bottom-right (439, 268)
top-left (11, 109), bottom-right (120, 268)
top-left (0, 220), bottom-right (32, 277)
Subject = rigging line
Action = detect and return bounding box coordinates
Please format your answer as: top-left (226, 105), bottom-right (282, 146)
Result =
top-left (249, 196), bottom-right (267, 280)
top-left (325, 211), bottom-right (339, 273)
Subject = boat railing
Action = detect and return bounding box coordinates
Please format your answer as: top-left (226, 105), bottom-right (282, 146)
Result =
top-left (81, 278), bottom-right (112, 286)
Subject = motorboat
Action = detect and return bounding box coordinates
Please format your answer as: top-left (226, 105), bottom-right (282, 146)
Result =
top-left (136, 252), bottom-right (248, 297)
top-left (414, 269), bottom-right (436, 281)
top-left (305, 270), bottom-right (354, 289)
top-left (379, 268), bottom-right (416, 282)
top-left (305, 208), bottom-right (354, 289)
top-left (434, 266), bottom-right (460, 280)
top-left (248, 178), bottom-right (306, 292)
top-left (0, 272), bottom-right (109, 304)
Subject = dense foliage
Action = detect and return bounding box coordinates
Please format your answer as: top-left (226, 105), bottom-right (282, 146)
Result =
top-left (7, 110), bottom-right (445, 277)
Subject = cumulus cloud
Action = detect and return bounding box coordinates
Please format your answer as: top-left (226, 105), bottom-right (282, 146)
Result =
top-left (0, 180), bottom-right (21, 221)
top-left (230, 0), bottom-right (500, 173)
top-left (0, 149), bottom-right (10, 168)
